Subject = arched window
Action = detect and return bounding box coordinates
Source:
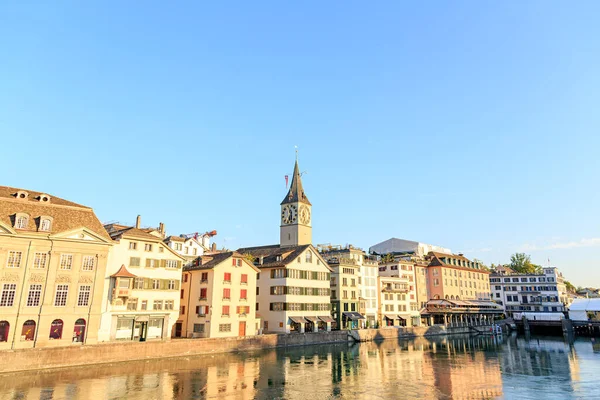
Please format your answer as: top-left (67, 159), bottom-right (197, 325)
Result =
top-left (433, 294), bottom-right (440, 300)
top-left (305, 251), bottom-right (313, 263)
top-left (73, 319), bottom-right (86, 343)
top-left (21, 320), bottom-right (36, 341)
top-left (39, 218), bottom-right (52, 232)
top-left (445, 295), bottom-right (449, 300)
top-left (15, 215), bottom-right (29, 229)
top-left (0, 321), bottom-right (9, 342)
top-left (49, 319), bottom-right (63, 340)
top-left (450, 295), bottom-right (455, 300)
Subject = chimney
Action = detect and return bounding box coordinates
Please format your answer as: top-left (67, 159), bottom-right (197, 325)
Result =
top-left (211, 243), bottom-right (217, 252)
top-left (260, 256), bottom-right (264, 265)
top-left (135, 215), bottom-right (141, 229)
top-left (159, 222), bottom-right (165, 236)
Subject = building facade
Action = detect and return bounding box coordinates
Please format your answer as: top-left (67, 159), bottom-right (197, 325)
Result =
top-left (0, 186), bottom-right (112, 349)
top-left (238, 159), bottom-right (333, 333)
top-left (426, 252), bottom-right (491, 301)
top-left (100, 217), bottom-right (186, 342)
top-left (377, 273), bottom-right (421, 327)
top-left (179, 251), bottom-right (259, 338)
top-left (164, 231), bottom-right (215, 266)
top-left (490, 266), bottom-right (568, 317)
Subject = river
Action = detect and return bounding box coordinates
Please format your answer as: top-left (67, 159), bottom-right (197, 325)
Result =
top-left (1, 333), bottom-right (599, 399)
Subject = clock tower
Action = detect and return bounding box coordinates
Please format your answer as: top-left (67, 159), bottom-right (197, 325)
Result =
top-left (280, 159), bottom-right (312, 247)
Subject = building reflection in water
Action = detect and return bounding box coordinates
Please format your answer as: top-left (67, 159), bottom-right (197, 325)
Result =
top-left (1, 334), bottom-right (599, 399)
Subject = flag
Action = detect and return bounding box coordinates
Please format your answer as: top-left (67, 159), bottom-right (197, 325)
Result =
top-left (194, 232), bottom-right (198, 240)
top-left (285, 175), bottom-right (289, 188)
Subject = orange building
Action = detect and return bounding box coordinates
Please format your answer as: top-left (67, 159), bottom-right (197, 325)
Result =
top-left (425, 252), bottom-right (490, 301)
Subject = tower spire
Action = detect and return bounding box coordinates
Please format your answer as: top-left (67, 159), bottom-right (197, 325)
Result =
top-left (281, 158), bottom-right (311, 205)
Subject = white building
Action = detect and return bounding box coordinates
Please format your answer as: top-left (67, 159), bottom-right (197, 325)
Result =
top-left (377, 260), bottom-right (421, 326)
top-left (490, 267), bottom-right (568, 318)
top-left (369, 238), bottom-right (451, 258)
top-left (100, 217), bottom-right (186, 342)
top-left (237, 159), bottom-right (333, 334)
top-left (164, 231), bottom-right (215, 266)
top-left (568, 298), bottom-right (600, 321)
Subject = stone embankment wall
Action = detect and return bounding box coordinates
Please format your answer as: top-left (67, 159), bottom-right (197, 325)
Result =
top-left (0, 331), bottom-right (347, 374)
top-left (0, 325), bottom-right (485, 373)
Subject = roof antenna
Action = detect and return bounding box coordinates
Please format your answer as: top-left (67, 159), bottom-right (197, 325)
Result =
top-left (295, 145), bottom-right (298, 161)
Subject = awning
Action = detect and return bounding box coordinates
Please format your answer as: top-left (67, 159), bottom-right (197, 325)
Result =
top-left (384, 315), bottom-right (396, 320)
top-left (397, 315), bottom-right (406, 320)
top-left (318, 316), bottom-right (335, 323)
top-left (289, 316), bottom-right (308, 324)
top-left (305, 316), bottom-right (319, 323)
top-left (343, 312), bottom-right (366, 320)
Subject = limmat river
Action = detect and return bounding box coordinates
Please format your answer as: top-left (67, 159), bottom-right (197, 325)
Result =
top-left (1, 334), bottom-right (599, 399)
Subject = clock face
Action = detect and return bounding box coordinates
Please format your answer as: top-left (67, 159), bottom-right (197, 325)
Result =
top-left (281, 205), bottom-right (298, 224)
top-left (299, 205), bottom-right (311, 225)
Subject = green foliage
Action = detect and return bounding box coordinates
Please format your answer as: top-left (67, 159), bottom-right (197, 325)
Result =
top-left (509, 253), bottom-right (542, 274)
top-left (564, 281), bottom-right (576, 293)
top-left (380, 253), bottom-right (395, 263)
top-left (242, 253), bottom-right (256, 264)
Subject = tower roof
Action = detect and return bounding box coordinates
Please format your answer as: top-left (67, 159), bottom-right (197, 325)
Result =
top-left (281, 160), bottom-right (311, 205)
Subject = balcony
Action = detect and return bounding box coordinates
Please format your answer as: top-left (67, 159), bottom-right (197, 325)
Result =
top-left (199, 297), bottom-right (207, 301)
top-left (113, 288), bottom-right (131, 298)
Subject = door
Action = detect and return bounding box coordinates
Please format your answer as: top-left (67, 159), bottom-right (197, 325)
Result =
top-left (175, 322), bottom-right (182, 338)
top-left (239, 321), bottom-right (246, 337)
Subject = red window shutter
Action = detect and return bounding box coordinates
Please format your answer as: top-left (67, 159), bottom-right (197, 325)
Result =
top-left (200, 288), bottom-right (207, 298)
top-left (241, 274), bottom-right (248, 283)
top-left (232, 258), bottom-right (236, 266)
top-left (180, 289), bottom-right (184, 299)
top-left (223, 305), bottom-right (229, 315)
top-left (195, 306), bottom-right (200, 314)
top-left (223, 288), bottom-right (230, 298)
top-left (241, 289), bottom-right (247, 299)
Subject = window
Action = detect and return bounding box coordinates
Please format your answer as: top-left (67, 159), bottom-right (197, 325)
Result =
top-left (54, 285), bottom-right (69, 307)
top-left (219, 324), bottom-right (231, 332)
top-left (241, 274), bottom-right (248, 284)
top-left (82, 256), bottom-right (95, 271)
top-left (141, 300), bottom-right (148, 310)
top-left (201, 272), bottom-right (208, 282)
top-left (433, 278), bottom-right (439, 287)
top-left (33, 252), bottom-right (47, 269)
top-left (166, 260), bottom-right (178, 269)
top-left (129, 242), bottom-right (138, 250)
top-left (223, 288), bottom-right (231, 299)
top-left (153, 300), bottom-right (163, 310)
top-left (200, 288), bottom-right (207, 300)
top-left (15, 215), bottom-right (28, 229)
top-left (49, 319), bottom-right (63, 340)
top-left (224, 272), bottom-right (231, 283)
top-left (193, 324), bottom-right (205, 333)
top-left (77, 285), bottom-right (91, 306)
top-left (240, 289), bottom-right (247, 300)
top-left (184, 247), bottom-right (189, 254)
top-left (193, 248), bottom-right (197, 256)
top-left (146, 259), bottom-right (158, 268)
top-left (165, 300), bottom-right (174, 310)
top-left (133, 278), bottom-right (144, 289)
top-left (127, 298), bottom-right (138, 310)
top-left (180, 289), bottom-right (184, 299)
top-left (59, 254), bottom-right (73, 270)
top-left (39, 218), bottom-right (51, 231)
top-left (130, 257), bottom-right (141, 267)
top-left (144, 244), bottom-right (153, 252)
top-left (26, 284), bottom-right (42, 307)
top-left (222, 305), bottom-right (230, 316)
top-left (6, 251), bottom-right (22, 268)
top-left (119, 278), bottom-right (130, 289)
top-left (168, 280), bottom-right (176, 290)
top-left (152, 279), bottom-right (160, 290)
top-left (159, 247), bottom-right (164, 253)
top-left (1, 284), bottom-right (17, 307)
top-left (175, 243), bottom-right (182, 251)
top-left (237, 306), bottom-right (250, 315)
top-left (306, 251), bottom-right (313, 263)
top-left (21, 320), bottom-right (36, 341)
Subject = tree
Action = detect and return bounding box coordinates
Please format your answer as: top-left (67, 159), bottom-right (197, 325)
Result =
top-left (242, 253), bottom-right (256, 264)
top-left (473, 258), bottom-right (490, 271)
top-left (509, 253), bottom-right (542, 274)
top-left (380, 253), bottom-right (394, 263)
top-left (564, 281), bottom-right (576, 293)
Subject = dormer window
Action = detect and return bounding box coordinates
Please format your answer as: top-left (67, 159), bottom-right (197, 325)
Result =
top-left (15, 214), bottom-right (29, 229)
top-left (15, 191), bottom-right (28, 200)
top-left (38, 194), bottom-right (51, 203)
top-left (39, 217), bottom-right (52, 232)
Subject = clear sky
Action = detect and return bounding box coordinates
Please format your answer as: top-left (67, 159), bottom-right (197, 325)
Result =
top-left (1, 2), bottom-right (599, 287)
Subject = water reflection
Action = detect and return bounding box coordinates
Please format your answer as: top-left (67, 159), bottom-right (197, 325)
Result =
top-left (1, 334), bottom-right (599, 399)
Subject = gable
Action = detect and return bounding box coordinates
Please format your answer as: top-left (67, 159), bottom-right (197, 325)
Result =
top-left (0, 220), bottom-right (16, 234)
top-left (51, 227), bottom-right (113, 244)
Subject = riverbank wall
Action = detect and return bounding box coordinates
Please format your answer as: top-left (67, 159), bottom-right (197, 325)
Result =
top-left (0, 325), bottom-right (484, 373)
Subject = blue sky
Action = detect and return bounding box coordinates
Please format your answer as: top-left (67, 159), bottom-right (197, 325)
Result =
top-left (1, 2), bottom-right (599, 287)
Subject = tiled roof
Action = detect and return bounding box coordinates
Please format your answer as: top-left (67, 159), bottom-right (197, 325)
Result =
top-left (184, 251), bottom-right (255, 271)
top-left (110, 265), bottom-right (137, 278)
top-left (107, 226), bottom-right (162, 241)
top-left (281, 160), bottom-right (311, 205)
top-left (237, 244), bottom-right (332, 271)
top-left (427, 251), bottom-right (488, 272)
top-left (0, 186), bottom-right (111, 241)
top-left (164, 235), bottom-right (185, 242)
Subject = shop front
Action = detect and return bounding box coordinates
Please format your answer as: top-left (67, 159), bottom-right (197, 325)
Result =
top-left (342, 312), bottom-right (365, 329)
top-left (114, 315), bottom-right (166, 341)
top-left (289, 316), bottom-right (308, 333)
top-left (318, 316), bottom-right (334, 331)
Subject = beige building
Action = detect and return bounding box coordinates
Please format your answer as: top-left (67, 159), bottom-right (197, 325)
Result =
top-left (0, 186), bottom-right (112, 349)
top-left (238, 159), bottom-right (334, 334)
top-left (179, 251), bottom-right (259, 338)
top-left (100, 216), bottom-right (186, 341)
top-left (377, 275), bottom-right (421, 327)
top-left (426, 252), bottom-right (490, 301)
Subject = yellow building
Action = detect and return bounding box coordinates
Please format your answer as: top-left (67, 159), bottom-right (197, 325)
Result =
top-left (0, 186), bottom-right (112, 349)
top-left (179, 251), bottom-right (259, 338)
top-left (100, 216), bottom-right (186, 341)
